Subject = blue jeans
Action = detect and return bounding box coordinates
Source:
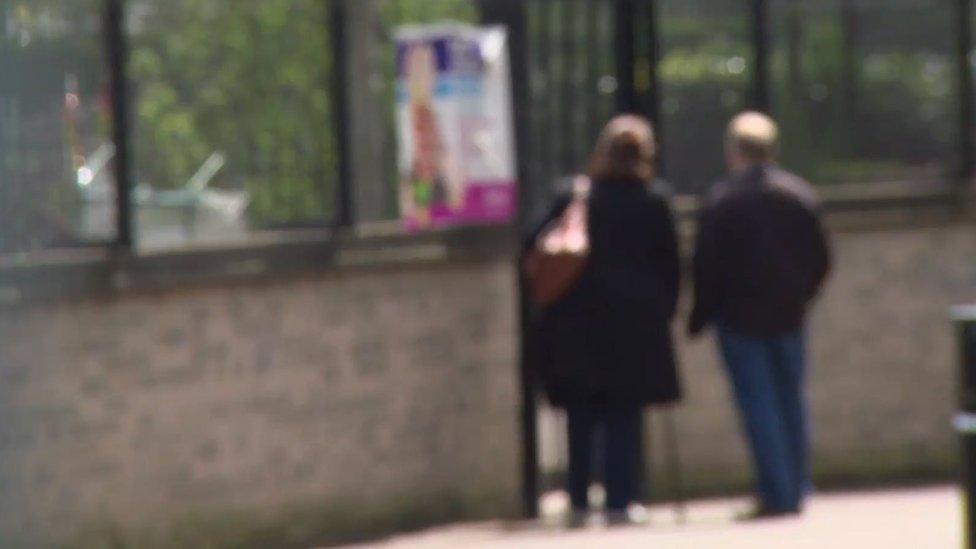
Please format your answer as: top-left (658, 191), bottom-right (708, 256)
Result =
top-left (717, 326), bottom-right (810, 512)
top-left (567, 405), bottom-right (641, 512)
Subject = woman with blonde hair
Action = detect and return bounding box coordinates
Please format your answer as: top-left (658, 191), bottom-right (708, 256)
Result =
top-left (525, 115), bottom-right (682, 526)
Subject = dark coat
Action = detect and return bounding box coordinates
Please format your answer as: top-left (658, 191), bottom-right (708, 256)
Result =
top-left (525, 177), bottom-right (682, 410)
top-left (689, 164), bottom-right (832, 338)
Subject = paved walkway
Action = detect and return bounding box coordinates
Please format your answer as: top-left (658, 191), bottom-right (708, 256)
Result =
top-left (346, 486), bottom-right (961, 548)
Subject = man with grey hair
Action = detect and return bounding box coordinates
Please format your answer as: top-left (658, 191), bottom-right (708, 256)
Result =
top-left (689, 111), bottom-right (832, 519)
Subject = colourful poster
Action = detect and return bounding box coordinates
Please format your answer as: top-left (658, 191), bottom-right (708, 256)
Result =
top-left (395, 25), bottom-right (517, 231)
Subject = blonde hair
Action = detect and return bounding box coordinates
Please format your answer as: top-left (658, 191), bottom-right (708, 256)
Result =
top-left (587, 115), bottom-right (656, 182)
top-left (727, 111), bottom-right (779, 163)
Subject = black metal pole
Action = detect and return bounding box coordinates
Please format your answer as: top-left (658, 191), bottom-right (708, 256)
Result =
top-left (629, 2), bottom-right (667, 501)
top-left (952, 306), bottom-right (976, 549)
top-left (526, 1), bottom-right (544, 207)
top-left (751, 0), bottom-right (770, 113)
top-left (331, 0), bottom-right (353, 227)
top-left (560, 0), bottom-right (578, 172)
top-left (0, 0), bottom-right (8, 233)
top-left (663, 409), bottom-right (687, 522)
top-left (957, 0), bottom-right (975, 181)
top-left (106, 0), bottom-right (132, 249)
top-left (585, 0), bottom-right (601, 150)
top-left (480, 0), bottom-right (540, 519)
top-left (645, 0), bottom-right (664, 177)
top-left (840, 0), bottom-right (860, 130)
top-left (537, 1), bottom-right (554, 188)
top-left (615, 0), bottom-right (637, 114)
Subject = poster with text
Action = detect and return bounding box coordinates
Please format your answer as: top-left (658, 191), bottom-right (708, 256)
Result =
top-left (395, 25), bottom-right (517, 231)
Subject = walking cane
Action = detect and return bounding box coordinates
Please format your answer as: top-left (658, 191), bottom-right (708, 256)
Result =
top-left (661, 408), bottom-right (687, 524)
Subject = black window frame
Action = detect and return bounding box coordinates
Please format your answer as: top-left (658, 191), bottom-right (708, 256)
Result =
top-left (108, 0), bottom-right (354, 250)
top-left (1, 0), bottom-right (973, 301)
top-left (516, 0), bottom-right (975, 209)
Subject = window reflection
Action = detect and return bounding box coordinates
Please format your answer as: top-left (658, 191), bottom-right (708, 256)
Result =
top-left (0, 1), bottom-right (116, 255)
top-left (127, 0), bottom-right (339, 250)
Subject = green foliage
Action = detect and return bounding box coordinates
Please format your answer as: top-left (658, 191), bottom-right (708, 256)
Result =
top-left (517, 0), bottom-right (962, 195)
top-left (128, 0), bottom-right (338, 228)
top-left (127, 0), bottom-right (477, 228)
top-left (770, 4), bottom-right (958, 184)
top-left (657, 7), bottom-right (752, 192)
top-left (377, 0), bottom-right (478, 25)
top-left (10, 0), bottom-right (966, 245)
top-left (651, 1), bottom-right (960, 190)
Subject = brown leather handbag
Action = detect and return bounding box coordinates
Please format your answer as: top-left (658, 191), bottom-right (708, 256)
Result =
top-left (523, 176), bottom-right (591, 307)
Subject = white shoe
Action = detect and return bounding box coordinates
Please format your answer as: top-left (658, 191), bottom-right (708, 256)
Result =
top-left (606, 504), bottom-right (650, 527)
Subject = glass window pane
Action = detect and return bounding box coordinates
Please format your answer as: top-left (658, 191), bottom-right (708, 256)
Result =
top-left (0, 1), bottom-right (117, 255)
top-left (127, 0), bottom-right (339, 250)
top-left (770, 0), bottom-right (959, 184)
top-left (658, 0), bottom-right (753, 194)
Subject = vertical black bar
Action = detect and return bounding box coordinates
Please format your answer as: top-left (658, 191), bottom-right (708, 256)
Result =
top-left (955, 312), bottom-right (976, 549)
top-left (530, 2), bottom-right (541, 188)
top-left (527, 2), bottom-right (545, 208)
top-left (0, 0), bottom-right (8, 234)
top-left (553, 0), bottom-right (565, 176)
top-left (106, 0), bottom-right (132, 249)
top-left (599, 1), bottom-right (614, 124)
top-left (480, 0), bottom-right (540, 520)
top-left (615, 0), bottom-right (637, 113)
top-left (958, 0), bottom-right (975, 180)
top-left (331, 0), bottom-right (353, 227)
top-left (561, 0), bottom-right (577, 172)
top-left (784, 5), bottom-right (803, 99)
top-left (523, 3), bottom-right (536, 203)
top-left (644, 0), bottom-right (661, 128)
top-left (751, 0), bottom-right (770, 113)
top-left (539, 0), bottom-right (554, 186)
top-left (586, 0), bottom-right (601, 149)
top-left (645, 0), bottom-right (664, 177)
top-left (840, 0), bottom-right (860, 127)
top-left (632, 0), bottom-right (664, 503)
top-left (663, 410), bottom-right (687, 522)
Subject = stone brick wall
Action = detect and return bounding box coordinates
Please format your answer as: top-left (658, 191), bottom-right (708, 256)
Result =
top-left (2, 217), bottom-right (973, 546)
top-left (541, 219), bottom-right (975, 497)
top-left (0, 258), bottom-right (521, 547)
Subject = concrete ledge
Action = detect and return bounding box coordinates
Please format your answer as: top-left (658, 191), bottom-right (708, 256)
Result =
top-left (0, 224), bottom-right (517, 307)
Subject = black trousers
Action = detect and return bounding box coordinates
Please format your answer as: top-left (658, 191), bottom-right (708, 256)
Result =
top-left (567, 404), bottom-right (642, 512)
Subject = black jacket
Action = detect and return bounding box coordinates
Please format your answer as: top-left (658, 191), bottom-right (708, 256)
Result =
top-left (525, 177), bottom-right (682, 409)
top-left (689, 165), bottom-right (832, 338)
